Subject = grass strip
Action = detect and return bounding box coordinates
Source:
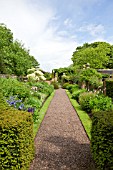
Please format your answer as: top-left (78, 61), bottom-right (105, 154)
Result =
top-left (33, 91), bottom-right (55, 137)
top-left (66, 90), bottom-right (92, 140)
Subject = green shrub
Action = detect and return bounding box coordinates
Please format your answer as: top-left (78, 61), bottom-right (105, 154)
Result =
top-left (62, 83), bottom-right (70, 89)
top-left (50, 81), bottom-right (59, 89)
top-left (0, 92), bottom-right (9, 110)
top-left (91, 111), bottom-right (113, 170)
top-left (106, 78), bottom-right (113, 99)
top-left (34, 82), bottom-right (54, 95)
top-left (79, 92), bottom-right (96, 113)
top-left (0, 78), bottom-right (30, 101)
top-left (0, 108), bottom-right (34, 170)
top-left (89, 95), bottom-right (113, 113)
top-left (72, 89), bottom-right (86, 102)
top-left (67, 84), bottom-right (79, 93)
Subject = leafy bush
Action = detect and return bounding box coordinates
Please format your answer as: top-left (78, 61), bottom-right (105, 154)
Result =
top-left (72, 89), bottom-right (86, 102)
top-left (0, 92), bottom-right (9, 110)
top-left (67, 84), bottom-right (79, 93)
top-left (33, 82), bottom-right (54, 95)
top-left (0, 78), bottom-right (30, 101)
top-left (79, 92), bottom-right (96, 113)
top-left (106, 78), bottom-right (113, 99)
top-left (51, 81), bottom-right (59, 89)
top-left (91, 111), bottom-right (113, 170)
top-left (62, 82), bottom-right (70, 89)
top-left (89, 95), bottom-right (113, 112)
top-left (0, 108), bottom-right (34, 170)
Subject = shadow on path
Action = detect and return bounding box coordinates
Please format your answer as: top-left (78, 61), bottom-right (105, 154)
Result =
top-left (31, 135), bottom-right (96, 170)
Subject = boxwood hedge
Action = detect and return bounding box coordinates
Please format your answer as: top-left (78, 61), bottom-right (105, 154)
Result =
top-left (0, 108), bottom-right (34, 170)
top-left (91, 111), bottom-right (113, 170)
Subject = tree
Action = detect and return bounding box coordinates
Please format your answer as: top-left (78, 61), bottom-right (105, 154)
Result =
top-left (72, 42), bottom-right (112, 69)
top-left (0, 24), bottom-right (39, 76)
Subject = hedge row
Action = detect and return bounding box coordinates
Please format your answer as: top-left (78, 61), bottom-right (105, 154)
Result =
top-left (0, 107), bottom-right (34, 170)
top-left (91, 111), bottom-right (113, 170)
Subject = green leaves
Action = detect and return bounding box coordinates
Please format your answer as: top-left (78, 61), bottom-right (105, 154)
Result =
top-left (0, 24), bottom-right (39, 76)
top-left (72, 41), bottom-right (112, 69)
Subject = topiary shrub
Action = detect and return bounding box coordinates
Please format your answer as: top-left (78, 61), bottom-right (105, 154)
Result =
top-left (0, 108), bottom-right (34, 170)
top-left (91, 111), bottom-right (113, 170)
top-left (106, 78), bottom-right (113, 99)
top-left (72, 89), bottom-right (86, 102)
top-left (79, 92), bottom-right (96, 113)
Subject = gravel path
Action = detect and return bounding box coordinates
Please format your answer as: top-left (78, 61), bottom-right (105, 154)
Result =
top-left (30, 89), bottom-right (96, 170)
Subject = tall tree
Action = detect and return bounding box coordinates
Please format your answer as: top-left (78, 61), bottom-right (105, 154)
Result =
top-left (72, 42), bottom-right (112, 69)
top-left (0, 24), bottom-right (39, 76)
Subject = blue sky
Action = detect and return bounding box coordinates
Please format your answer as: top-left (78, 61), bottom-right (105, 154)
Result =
top-left (0, 0), bottom-right (113, 71)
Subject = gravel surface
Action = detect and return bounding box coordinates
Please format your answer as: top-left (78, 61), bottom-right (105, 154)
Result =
top-left (30, 89), bottom-right (96, 170)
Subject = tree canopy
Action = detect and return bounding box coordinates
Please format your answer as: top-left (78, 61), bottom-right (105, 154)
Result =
top-left (0, 24), bottom-right (39, 76)
top-left (72, 42), bottom-right (113, 69)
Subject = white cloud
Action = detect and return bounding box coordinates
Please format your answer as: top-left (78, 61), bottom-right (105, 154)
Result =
top-left (79, 24), bottom-right (105, 37)
top-left (0, 0), bottom-right (77, 72)
top-left (64, 18), bottom-right (73, 28)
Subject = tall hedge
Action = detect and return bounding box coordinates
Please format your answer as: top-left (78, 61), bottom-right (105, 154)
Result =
top-left (106, 78), bottom-right (113, 99)
top-left (91, 111), bottom-right (113, 170)
top-left (0, 108), bottom-right (34, 170)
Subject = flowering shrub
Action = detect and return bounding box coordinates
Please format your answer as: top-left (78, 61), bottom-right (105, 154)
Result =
top-left (0, 77), bottom-right (54, 124)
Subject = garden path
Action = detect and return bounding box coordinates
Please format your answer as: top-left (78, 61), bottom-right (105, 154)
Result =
top-left (30, 88), bottom-right (96, 170)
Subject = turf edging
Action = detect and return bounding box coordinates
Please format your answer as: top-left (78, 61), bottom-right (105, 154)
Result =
top-left (66, 90), bottom-right (92, 140)
top-left (33, 91), bottom-right (55, 137)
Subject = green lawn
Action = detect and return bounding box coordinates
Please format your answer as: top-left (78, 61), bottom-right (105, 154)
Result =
top-left (66, 90), bottom-right (92, 140)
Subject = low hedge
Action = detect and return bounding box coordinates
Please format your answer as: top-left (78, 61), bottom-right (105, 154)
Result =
top-left (0, 109), bottom-right (34, 170)
top-left (91, 111), bottom-right (113, 170)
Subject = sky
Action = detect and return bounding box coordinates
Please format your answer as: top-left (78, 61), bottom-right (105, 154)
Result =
top-left (0, 0), bottom-right (113, 72)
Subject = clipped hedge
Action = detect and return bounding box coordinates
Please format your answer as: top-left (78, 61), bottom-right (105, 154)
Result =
top-left (106, 78), bottom-right (113, 99)
top-left (91, 111), bottom-right (113, 170)
top-left (0, 109), bottom-right (34, 170)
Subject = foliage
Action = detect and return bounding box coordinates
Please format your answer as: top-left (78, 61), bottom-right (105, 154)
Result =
top-left (79, 92), bottom-right (96, 113)
top-left (89, 95), bottom-right (113, 113)
top-left (32, 81), bottom-right (54, 96)
top-left (62, 83), bottom-right (71, 89)
top-left (106, 78), bottom-right (113, 99)
top-left (72, 42), bottom-right (112, 69)
top-left (0, 108), bottom-right (34, 170)
top-left (79, 68), bottom-right (102, 89)
top-left (91, 111), bottom-right (113, 170)
top-left (44, 72), bottom-right (52, 80)
top-left (0, 78), bottom-right (54, 124)
top-left (0, 78), bottom-right (30, 101)
top-left (50, 81), bottom-right (59, 89)
top-left (72, 89), bottom-right (86, 102)
top-left (0, 24), bottom-right (39, 75)
top-left (66, 84), bottom-right (79, 93)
